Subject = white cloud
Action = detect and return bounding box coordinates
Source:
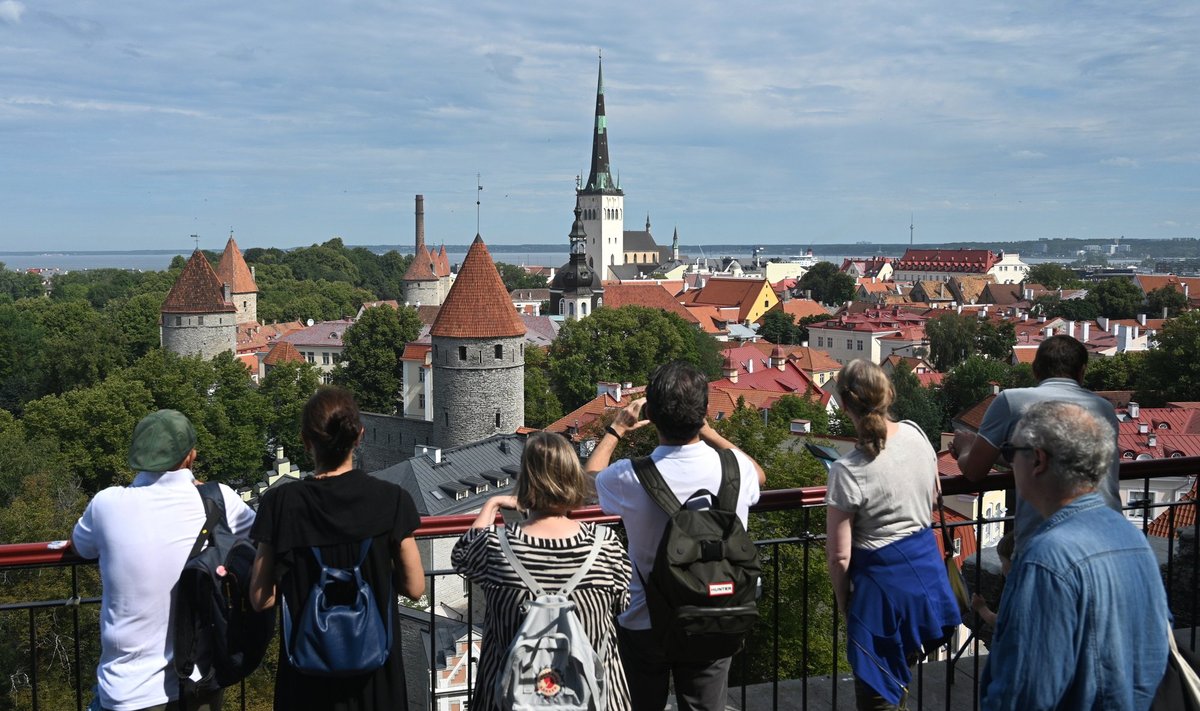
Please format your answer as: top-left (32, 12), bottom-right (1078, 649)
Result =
top-left (1101, 156), bottom-right (1139, 168)
top-left (1011, 150), bottom-right (1046, 160)
top-left (0, 0), bottom-right (24, 24)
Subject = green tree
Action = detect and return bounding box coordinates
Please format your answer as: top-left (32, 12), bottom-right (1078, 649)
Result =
top-left (0, 303), bottom-right (45, 411)
top-left (941, 356), bottom-right (1011, 425)
top-left (257, 279), bottom-right (377, 323)
top-left (335, 305), bottom-right (422, 413)
top-left (889, 362), bottom-right (944, 445)
top-left (1146, 286), bottom-right (1188, 318)
top-left (1024, 263), bottom-right (1082, 290)
top-left (282, 238), bottom-right (361, 284)
top-left (759, 310), bottom-right (797, 344)
top-left (764, 393), bottom-right (830, 435)
top-left (797, 262), bottom-right (856, 306)
top-left (0, 262), bottom-right (43, 301)
top-left (1030, 294), bottom-right (1101, 321)
top-left (1136, 310), bottom-right (1200, 405)
top-left (106, 291), bottom-right (166, 361)
top-left (795, 313), bottom-right (829, 344)
top-left (259, 360), bottom-right (322, 470)
top-left (548, 306), bottom-right (709, 410)
top-left (523, 346), bottom-right (563, 428)
top-left (975, 320), bottom-right (1017, 361)
top-left (495, 262), bottom-right (549, 291)
top-left (1091, 278), bottom-right (1144, 319)
top-left (22, 377), bottom-right (154, 492)
top-left (24, 299), bottom-right (127, 396)
top-left (925, 312), bottom-right (977, 371)
top-left (1083, 351), bottom-right (1146, 392)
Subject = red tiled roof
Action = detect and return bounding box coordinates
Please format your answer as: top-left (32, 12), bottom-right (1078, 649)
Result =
top-left (679, 277), bottom-right (773, 322)
top-left (263, 340), bottom-right (305, 366)
top-left (1135, 274), bottom-right (1200, 298)
top-left (430, 235), bottom-right (526, 339)
top-left (711, 345), bottom-right (831, 406)
top-left (933, 505), bottom-right (979, 566)
top-left (544, 386), bottom-right (648, 441)
top-left (161, 251), bottom-right (237, 314)
top-left (777, 299), bottom-right (829, 321)
top-left (216, 236), bottom-right (258, 293)
top-left (280, 319), bottom-right (355, 347)
top-left (953, 393), bottom-right (998, 431)
top-left (435, 245), bottom-right (452, 278)
top-left (603, 283), bottom-right (700, 324)
top-left (403, 245), bottom-right (439, 281)
top-left (1148, 481), bottom-right (1197, 538)
top-left (237, 320), bottom-right (305, 352)
top-left (897, 248), bottom-right (997, 274)
top-left (400, 343), bottom-right (431, 362)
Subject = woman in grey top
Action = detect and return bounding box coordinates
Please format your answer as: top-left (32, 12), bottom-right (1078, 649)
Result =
top-left (825, 359), bottom-right (961, 710)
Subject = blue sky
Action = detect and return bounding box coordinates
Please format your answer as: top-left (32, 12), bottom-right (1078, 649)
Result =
top-left (1, 1), bottom-right (1197, 251)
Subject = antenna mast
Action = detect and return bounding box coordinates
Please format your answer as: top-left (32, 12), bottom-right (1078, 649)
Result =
top-left (909, 213), bottom-right (914, 246)
top-left (476, 174), bottom-right (483, 235)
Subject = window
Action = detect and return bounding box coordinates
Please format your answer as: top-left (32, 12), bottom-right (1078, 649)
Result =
top-left (847, 339), bottom-right (853, 349)
top-left (952, 538), bottom-right (962, 556)
top-left (1128, 490), bottom-right (1156, 518)
top-left (307, 353), bottom-right (315, 363)
top-left (495, 411), bottom-right (501, 428)
top-left (418, 368), bottom-right (426, 383)
top-left (197, 316), bottom-right (204, 326)
top-left (857, 340), bottom-right (864, 351)
top-left (494, 344), bottom-right (502, 359)
top-left (581, 302), bottom-right (588, 316)
top-left (322, 352), bottom-right (330, 365)
top-left (444, 412), bottom-right (449, 426)
top-left (459, 346), bottom-right (467, 361)
top-left (175, 316), bottom-right (181, 326)
top-left (418, 394), bottom-right (425, 409)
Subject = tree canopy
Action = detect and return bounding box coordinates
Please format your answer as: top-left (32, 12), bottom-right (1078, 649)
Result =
top-left (797, 262), bottom-right (856, 306)
top-left (335, 305), bottom-right (422, 413)
top-left (548, 306), bottom-right (721, 410)
top-left (1024, 263), bottom-right (1083, 290)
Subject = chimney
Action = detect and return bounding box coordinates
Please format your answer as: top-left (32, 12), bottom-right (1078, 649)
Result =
top-left (1164, 307), bottom-right (1170, 319)
top-left (992, 382), bottom-right (1001, 395)
top-left (1137, 313), bottom-right (1147, 326)
top-left (1148, 433), bottom-right (1158, 449)
top-left (1081, 321), bottom-right (1090, 342)
top-left (1038, 315), bottom-right (1047, 323)
top-left (1044, 327), bottom-right (1054, 338)
top-left (1132, 325), bottom-right (1139, 341)
top-left (1098, 316), bottom-right (1110, 332)
top-left (251, 265), bottom-right (256, 279)
top-left (1023, 288), bottom-right (1033, 300)
top-left (1139, 422), bottom-right (1149, 435)
top-left (1067, 321), bottom-right (1075, 339)
top-left (1130, 402), bottom-right (1141, 419)
top-left (223, 283), bottom-right (231, 303)
top-left (747, 358), bottom-right (754, 374)
top-left (415, 194), bottom-right (425, 251)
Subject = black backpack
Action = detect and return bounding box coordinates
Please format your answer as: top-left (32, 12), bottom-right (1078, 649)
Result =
top-left (174, 482), bottom-right (276, 694)
top-left (631, 449), bottom-right (761, 662)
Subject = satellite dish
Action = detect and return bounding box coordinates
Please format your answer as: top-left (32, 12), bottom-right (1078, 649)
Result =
top-left (306, 318), bottom-right (315, 327)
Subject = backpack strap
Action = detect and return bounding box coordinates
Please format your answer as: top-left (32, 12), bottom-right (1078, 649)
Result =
top-left (631, 456), bottom-right (684, 516)
top-left (557, 526), bottom-right (607, 597)
top-left (496, 525), bottom-right (607, 598)
top-left (187, 482), bottom-right (226, 559)
top-left (715, 448), bottom-right (741, 512)
top-left (310, 539), bottom-right (373, 582)
top-left (496, 526), bottom-right (548, 598)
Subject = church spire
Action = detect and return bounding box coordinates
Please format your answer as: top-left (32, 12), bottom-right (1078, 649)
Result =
top-left (582, 55), bottom-right (621, 195)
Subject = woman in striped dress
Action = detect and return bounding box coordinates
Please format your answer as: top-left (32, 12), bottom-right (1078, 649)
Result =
top-left (451, 432), bottom-right (632, 711)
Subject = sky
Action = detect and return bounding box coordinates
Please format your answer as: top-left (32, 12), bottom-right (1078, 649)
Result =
top-left (1, 1), bottom-right (1198, 252)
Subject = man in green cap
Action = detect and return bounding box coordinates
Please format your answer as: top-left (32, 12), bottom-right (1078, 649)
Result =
top-left (71, 409), bottom-right (256, 711)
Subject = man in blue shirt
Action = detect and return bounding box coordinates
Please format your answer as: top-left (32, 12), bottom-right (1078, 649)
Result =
top-left (952, 335), bottom-right (1120, 553)
top-left (980, 401), bottom-right (1168, 711)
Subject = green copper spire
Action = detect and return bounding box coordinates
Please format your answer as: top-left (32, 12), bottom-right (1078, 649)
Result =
top-left (581, 55), bottom-right (622, 196)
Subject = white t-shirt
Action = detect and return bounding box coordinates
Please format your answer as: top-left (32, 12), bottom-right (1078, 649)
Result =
top-left (71, 469), bottom-right (256, 711)
top-left (595, 443), bottom-right (760, 630)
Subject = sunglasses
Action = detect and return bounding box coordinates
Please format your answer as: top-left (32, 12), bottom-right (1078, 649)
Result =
top-left (999, 442), bottom-right (1037, 462)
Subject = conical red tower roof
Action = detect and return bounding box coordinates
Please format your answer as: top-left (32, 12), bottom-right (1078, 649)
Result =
top-left (162, 251), bottom-right (236, 314)
top-left (430, 235), bottom-right (525, 339)
top-left (216, 236), bottom-right (258, 293)
top-left (403, 245), bottom-right (439, 282)
top-left (263, 340), bottom-right (305, 366)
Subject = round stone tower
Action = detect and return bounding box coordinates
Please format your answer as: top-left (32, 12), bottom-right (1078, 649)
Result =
top-left (430, 234), bottom-right (525, 449)
top-left (160, 250), bottom-right (238, 359)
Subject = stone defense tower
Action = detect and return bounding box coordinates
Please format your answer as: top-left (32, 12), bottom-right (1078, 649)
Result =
top-left (430, 234), bottom-right (525, 449)
top-left (216, 234), bottom-right (258, 324)
top-left (402, 195), bottom-right (453, 306)
top-left (550, 204), bottom-right (604, 320)
top-left (161, 250), bottom-right (238, 359)
top-left (578, 56), bottom-right (625, 280)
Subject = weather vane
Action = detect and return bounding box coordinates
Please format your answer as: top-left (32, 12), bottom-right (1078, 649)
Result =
top-left (476, 174), bottom-right (483, 235)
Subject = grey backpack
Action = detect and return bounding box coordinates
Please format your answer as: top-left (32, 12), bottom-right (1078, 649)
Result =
top-left (494, 524), bottom-right (609, 711)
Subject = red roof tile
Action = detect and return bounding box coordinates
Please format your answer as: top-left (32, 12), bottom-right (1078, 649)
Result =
top-left (603, 283), bottom-right (700, 324)
top-left (403, 245), bottom-right (439, 281)
top-left (216, 236), bottom-right (258, 293)
top-left (1148, 481), bottom-right (1197, 538)
top-left (777, 299), bottom-right (829, 321)
top-left (897, 248), bottom-right (998, 274)
top-left (161, 251), bottom-right (237, 314)
top-left (430, 235), bottom-right (526, 339)
top-left (263, 340), bottom-right (305, 366)
top-left (544, 386), bottom-right (648, 441)
top-left (679, 277), bottom-right (773, 322)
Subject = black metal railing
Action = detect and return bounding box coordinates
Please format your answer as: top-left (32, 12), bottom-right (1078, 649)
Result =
top-left (2, 457), bottom-right (1197, 710)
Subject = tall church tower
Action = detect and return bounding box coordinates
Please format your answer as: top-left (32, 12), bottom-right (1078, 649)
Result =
top-left (577, 57), bottom-right (624, 280)
top-left (549, 204), bottom-right (603, 320)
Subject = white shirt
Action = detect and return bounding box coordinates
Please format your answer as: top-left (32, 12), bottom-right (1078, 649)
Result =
top-left (596, 443), bottom-right (760, 630)
top-left (71, 469), bottom-right (256, 711)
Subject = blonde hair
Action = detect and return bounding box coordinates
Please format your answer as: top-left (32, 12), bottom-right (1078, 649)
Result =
top-left (517, 432), bottom-right (592, 513)
top-left (838, 359), bottom-right (895, 461)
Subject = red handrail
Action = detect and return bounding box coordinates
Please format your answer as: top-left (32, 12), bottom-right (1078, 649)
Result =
top-left (3, 457), bottom-right (1195, 569)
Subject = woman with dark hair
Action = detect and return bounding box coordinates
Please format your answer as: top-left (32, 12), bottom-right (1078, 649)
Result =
top-left (451, 431), bottom-right (632, 710)
top-left (825, 360), bottom-right (960, 710)
top-left (249, 386), bottom-right (425, 710)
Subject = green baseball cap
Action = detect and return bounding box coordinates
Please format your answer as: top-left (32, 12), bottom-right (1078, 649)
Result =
top-left (128, 409), bottom-right (197, 472)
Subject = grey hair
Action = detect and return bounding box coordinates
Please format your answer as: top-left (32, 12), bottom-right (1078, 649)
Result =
top-left (1012, 401), bottom-right (1114, 496)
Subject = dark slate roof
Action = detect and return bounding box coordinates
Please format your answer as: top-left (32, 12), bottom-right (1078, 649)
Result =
top-left (623, 230), bottom-right (658, 252)
top-left (396, 607), bottom-right (482, 711)
top-left (609, 263), bottom-right (661, 280)
top-left (369, 434), bottom-right (525, 516)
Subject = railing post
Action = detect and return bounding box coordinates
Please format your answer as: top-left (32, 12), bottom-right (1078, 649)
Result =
top-left (72, 566), bottom-right (82, 711)
top-left (29, 606), bottom-right (38, 710)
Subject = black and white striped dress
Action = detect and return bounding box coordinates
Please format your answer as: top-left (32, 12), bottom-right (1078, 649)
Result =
top-left (451, 521), bottom-right (632, 711)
